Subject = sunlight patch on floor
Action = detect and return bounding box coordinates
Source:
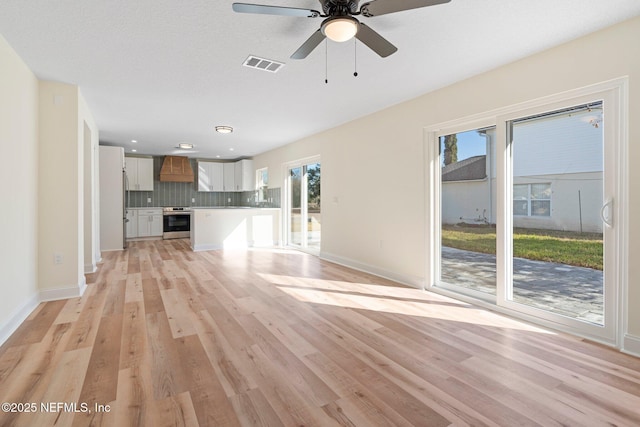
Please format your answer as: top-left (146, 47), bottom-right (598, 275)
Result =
top-left (258, 273), bottom-right (555, 334)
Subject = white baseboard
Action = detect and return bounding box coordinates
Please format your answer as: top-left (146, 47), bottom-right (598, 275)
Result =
top-left (1, 278), bottom-right (88, 346)
top-left (0, 293), bottom-right (39, 347)
top-left (40, 278), bottom-right (87, 302)
top-left (84, 263), bottom-right (97, 274)
top-left (192, 243), bottom-right (223, 252)
top-left (623, 334), bottom-right (640, 358)
top-left (320, 251), bottom-right (425, 290)
top-left (251, 240), bottom-right (280, 248)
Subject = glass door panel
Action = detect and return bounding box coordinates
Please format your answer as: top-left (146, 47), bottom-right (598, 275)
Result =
top-left (286, 159), bottom-right (321, 253)
top-left (439, 128), bottom-right (497, 297)
top-left (290, 167), bottom-right (303, 246)
top-left (509, 102), bottom-right (605, 325)
top-left (306, 163), bottom-right (321, 250)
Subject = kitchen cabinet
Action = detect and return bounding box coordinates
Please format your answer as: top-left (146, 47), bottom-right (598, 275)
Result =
top-left (137, 208), bottom-right (163, 237)
top-left (234, 159), bottom-right (254, 191)
top-left (223, 163), bottom-right (235, 191)
top-left (191, 208), bottom-right (280, 251)
top-left (197, 159), bottom-right (254, 192)
top-left (197, 161), bottom-right (224, 192)
top-left (125, 157), bottom-right (154, 191)
top-left (125, 209), bottom-right (138, 238)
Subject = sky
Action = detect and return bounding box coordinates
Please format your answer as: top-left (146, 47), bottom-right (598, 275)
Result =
top-left (440, 129), bottom-right (487, 165)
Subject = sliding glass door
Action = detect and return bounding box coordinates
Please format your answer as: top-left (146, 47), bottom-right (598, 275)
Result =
top-left (431, 85), bottom-right (624, 343)
top-left (286, 157), bottom-right (321, 253)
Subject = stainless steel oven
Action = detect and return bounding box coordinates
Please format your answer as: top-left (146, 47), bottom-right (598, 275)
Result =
top-left (163, 207), bottom-right (191, 239)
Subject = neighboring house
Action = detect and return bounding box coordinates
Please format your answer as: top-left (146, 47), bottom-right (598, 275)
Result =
top-left (442, 108), bottom-right (604, 233)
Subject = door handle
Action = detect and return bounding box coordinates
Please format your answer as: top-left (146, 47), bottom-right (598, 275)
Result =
top-left (600, 199), bottom-right (613, 228)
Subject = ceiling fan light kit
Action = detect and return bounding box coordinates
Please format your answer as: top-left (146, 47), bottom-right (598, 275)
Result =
top-left (232, 0), bottom-right (451, 60)
top-left (322, 17), bottom-right (359, 42)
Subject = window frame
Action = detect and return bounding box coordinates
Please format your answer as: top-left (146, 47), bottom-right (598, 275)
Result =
top-left (513, 183), bottom-right (552, 217)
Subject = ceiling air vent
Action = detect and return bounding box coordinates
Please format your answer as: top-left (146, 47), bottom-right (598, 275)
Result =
top-left (243, 55), bottom-right (285, 73)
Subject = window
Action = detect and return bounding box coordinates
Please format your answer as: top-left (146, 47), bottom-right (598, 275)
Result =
top-left (256, 167), bottom-right (268, 202)
top-left (513, 183), bottom-right (551, 216)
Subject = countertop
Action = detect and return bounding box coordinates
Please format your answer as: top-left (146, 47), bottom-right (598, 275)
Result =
top-left (127, 206), bottom-right (280, 210)
top-left (191, 206), bottom-right (280, 210)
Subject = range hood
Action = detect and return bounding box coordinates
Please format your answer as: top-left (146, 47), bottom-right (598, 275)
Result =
top-left (159, 156), bottom-right (194, 183)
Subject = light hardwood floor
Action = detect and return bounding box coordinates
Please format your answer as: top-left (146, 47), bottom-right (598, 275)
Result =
top-left (1, 239), bottom-right (640, 426)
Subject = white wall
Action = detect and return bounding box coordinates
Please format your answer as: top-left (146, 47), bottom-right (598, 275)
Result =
top-left (441, 180), bottom-right (492, 225)
top-left (0, 35), bottom-right (40, 343)
top-left (0, 42), bottom-right (98, 343)
top-left (443, 171), bottom-right (603, 233)
top-left (38, 81), bottom-right (83, 298)
top-left (254, 17), bottom-right (640, 338)
top-left (80, 93), bottom-right (99, 273)
top-left (513, 172), bottom-right (603, 233)
top-left (37, 82), bottom-right (97, 300)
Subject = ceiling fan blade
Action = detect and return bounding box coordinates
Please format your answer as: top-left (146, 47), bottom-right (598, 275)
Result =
top-left (232, 3), bottom-right (321, 18)
top-left (360, 0), bottom-right (450, 17)
top-left (355, 23), bottom-right (397, 58)
top-left (291, 29), bottom-right (326, 59)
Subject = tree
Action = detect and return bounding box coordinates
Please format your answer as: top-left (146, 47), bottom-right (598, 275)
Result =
top-left (307, 164), bottom-right (321, 210)
top-left (443, 134), bottom-right (458, 165)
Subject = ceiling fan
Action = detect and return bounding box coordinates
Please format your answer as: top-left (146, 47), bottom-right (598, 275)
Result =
top-left (232, 0), bottom-right (451, 59)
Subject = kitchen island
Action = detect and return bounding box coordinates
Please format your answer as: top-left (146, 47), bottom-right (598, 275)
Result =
top-left (190, 207), bottom-right (281, 251)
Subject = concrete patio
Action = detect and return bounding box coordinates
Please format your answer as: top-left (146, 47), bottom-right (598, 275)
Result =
top-left (441, 246), bottom-right (604, 325)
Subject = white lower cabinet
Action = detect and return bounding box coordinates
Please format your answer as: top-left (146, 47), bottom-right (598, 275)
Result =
top-left (136, 208), bottom-right (163, 237)
top-left (126, 209), bottom-right (138, 238)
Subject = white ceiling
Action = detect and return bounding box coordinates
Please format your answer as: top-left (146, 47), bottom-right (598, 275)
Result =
top-left (2, 0), bottom-right (639, 159)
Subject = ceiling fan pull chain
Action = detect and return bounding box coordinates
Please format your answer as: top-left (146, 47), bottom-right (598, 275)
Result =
top-left (354, 38), bottom-right (358, 77)
top-left (325, 39), bottom-right (329, 84)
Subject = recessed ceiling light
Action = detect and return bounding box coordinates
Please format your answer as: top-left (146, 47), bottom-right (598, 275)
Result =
top-left (229, 148), bottom-right (234, 151)
top-left (131, 139), bottom-right (137, 143)
top-left (131, 149), bottom-right (137, 152)
top-left (215, 126), bottom-right (233, 134)
top-left (216, 155), bottom-right (221, 158)
top-left (178, 143), bottom-right (193, 149)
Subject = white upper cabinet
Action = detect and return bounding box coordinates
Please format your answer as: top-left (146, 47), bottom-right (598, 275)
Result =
top-left (223, 163), bottom-right (235, 192)
top-left (125, 157), bottom-right (154, 191)
top-left (235, 159), bottom-right (255, 191)
top-left (197, 161), bottom-right (224, 192)
top-left (197, 159), bottom-right (254, 192)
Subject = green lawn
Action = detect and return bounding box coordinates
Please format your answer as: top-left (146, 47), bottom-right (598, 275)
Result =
top-left (441, 225), bottom-right (603, 270)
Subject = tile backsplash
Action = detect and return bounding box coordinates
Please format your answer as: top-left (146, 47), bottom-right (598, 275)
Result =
top-left (126, 157), bottom-right (280, 208)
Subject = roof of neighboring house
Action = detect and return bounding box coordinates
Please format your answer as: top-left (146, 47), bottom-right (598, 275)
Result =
top-left (442, 155), bottom-right (487, 182)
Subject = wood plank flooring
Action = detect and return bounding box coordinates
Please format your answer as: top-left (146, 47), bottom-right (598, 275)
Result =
top-left (1, 239), bottom-right (640, 426)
